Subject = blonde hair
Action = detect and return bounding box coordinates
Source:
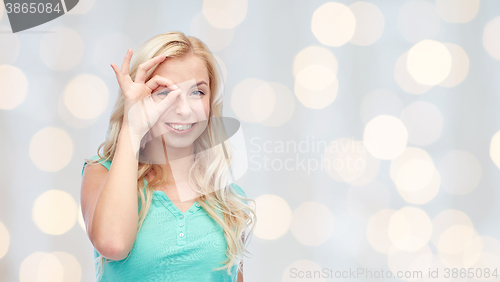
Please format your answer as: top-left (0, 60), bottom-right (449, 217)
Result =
top-left (86, 31), bottom-right (256, 280)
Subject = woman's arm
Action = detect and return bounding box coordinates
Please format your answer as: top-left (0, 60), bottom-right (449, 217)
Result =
top-left (237, 232), bottom-right (245, 282)
top-left (81, 125), bottom-right (141, 261)
top-left (82, 50), bottom-right (177, 261)
top-left (237, 262), bottom-right (243, 282)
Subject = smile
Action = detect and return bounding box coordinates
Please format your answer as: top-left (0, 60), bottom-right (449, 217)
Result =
top-left (165, 122), bottom-right (196, 133)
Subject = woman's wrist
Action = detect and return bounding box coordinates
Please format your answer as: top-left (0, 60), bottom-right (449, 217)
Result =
top-left (119, 123), bottom-right (143, 155)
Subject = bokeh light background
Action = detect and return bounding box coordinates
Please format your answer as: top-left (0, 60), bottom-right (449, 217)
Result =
top-left (1, 0), bottom-right (500, 281)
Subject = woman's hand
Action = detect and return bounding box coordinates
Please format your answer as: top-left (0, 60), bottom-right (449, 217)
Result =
top-left (110, 49), bottom-right (181, 141)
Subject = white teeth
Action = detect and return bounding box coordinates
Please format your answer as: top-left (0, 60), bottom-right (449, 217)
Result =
top-left (167, 123), bottom-right (193, 131)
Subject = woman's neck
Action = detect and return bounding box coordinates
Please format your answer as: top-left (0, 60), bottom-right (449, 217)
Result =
top-left (142, 136), bottom-right (198, 200)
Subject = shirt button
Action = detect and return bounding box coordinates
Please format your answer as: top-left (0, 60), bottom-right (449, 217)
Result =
top-left (189, 210), bottom-right (194, 213)
top-left (179, 232), bottom-right (185, 238)
top-left (195, 202), bottom-right (200, 207)
top-left (179, 222), bottom-right (184, 227)
top-left (179, 215), bottom-right (184, 219)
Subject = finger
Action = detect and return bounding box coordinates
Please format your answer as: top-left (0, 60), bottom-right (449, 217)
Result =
top-left (110, 63), bottom-right (125, 85)
top-left (121, 49), bottom-right (133, 75)
top-left (135, 54), bottom-right (167, 84)
top-left (156, 88), bottom-right (182, 113)
top-left (111, 62), bottom-right (134, 90)
top-left (145, 75), bottom-right (179, 92)
top-left (110, 63), bottom-right (121, 77)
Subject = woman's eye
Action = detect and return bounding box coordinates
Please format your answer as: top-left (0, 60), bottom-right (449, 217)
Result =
top-left (151, 90), bottom-right (170, 102)
top-left (191, 90), bottom-right (205, 96)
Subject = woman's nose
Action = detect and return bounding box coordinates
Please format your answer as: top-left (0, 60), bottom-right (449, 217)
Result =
top-left (174, 92), bottom-right (191, 116)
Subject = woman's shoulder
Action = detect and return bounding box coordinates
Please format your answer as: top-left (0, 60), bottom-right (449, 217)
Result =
top-left (229, 183), bottom-right (247, 203)
top-left (82, 154), bottom-right (112, 176)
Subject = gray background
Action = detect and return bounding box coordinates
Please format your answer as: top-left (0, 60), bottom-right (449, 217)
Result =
top-left (0, 0), bottom-right (500, 281)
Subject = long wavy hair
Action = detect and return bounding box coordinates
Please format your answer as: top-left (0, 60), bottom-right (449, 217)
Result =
top-left (85, 31), bottom-right (256, 280)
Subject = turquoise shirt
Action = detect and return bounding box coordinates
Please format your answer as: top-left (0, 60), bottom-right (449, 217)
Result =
top-left (82, 155), bottom-right (247, 282)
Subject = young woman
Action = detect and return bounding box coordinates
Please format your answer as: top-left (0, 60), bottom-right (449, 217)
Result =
top-left (80, 31), bottom-right (255, 281)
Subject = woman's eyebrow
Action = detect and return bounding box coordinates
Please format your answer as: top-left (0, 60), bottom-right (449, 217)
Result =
top-left (190, 81), bottom-right (208, 89)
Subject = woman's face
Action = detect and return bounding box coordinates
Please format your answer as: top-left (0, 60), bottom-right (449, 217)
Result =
top-left (147, 54), bottom-right (211, 151)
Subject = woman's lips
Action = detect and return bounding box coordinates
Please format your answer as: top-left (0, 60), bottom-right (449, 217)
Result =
top-left (165, 122), bottom-right (196, 134)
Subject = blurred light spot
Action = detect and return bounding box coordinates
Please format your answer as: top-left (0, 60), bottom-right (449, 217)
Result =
top-left (390, 147), bottom-right (433, 182)
top-left (0, 26), bottom-right (20, 64)
top-left (63, 74), bottom-right (109, 120)
top-left (483, 16), bottom-right (500, 60)
top-left (241, 80), bottom-right (276, 122)
top-left (78, 204), bottom-right (86, 232)
top-left (387, 245), bottom-right (432, 276)
top-left (349, 2), bottom-right (384, 46)
top-left (367, 209), bottom-right (397, 254)
top-left (323, 138), bottom-right (380, 185)
top-left (407, 254), bottom-right (448, 282)
top-left (394, 52), bottom-right (433, 94)
top-left (29, 127), bottom-right (73, 172)
top-left (463, 236), bottom-right (500, 269)
top-left (20, 252), bottom-right (63, 282)
top-left (407, 40), bottom-right (452, 86)
top-left (390, 147), bottom-right (440, 204)
top-left (363, 115), bottom-right (408, 160)
top-left (38, 253), bottom-right (65, 282)
top-left (202, 0), bottom-right (247, 29)
top-left (294, 65), bottom-right (338, 109)
top-left (253, 194), bottom-right (291, 240)
top-left (439, 43), bottom-right (469, 87)
top-left (260, 82), bottom-right (295, 127)
top-left (401, 101), bottom-right (443, 146)
top-left (0, 222), bottom-right (9, 259)
top-left (405, 253), bottom-right (434, 280)
top-left (92, 33), bottom-right (136, 78)
top-left (439, 150), bottom-right (482, 195)
top-left (397, 170), bottom-right (440, 205)
top-left (360, 89), bottom-right (404, 125)
top-left (432, 210), bottom-right (475, 268)
top-left (52, 251), bottom-right (82, 281)
top-left (33, 190), bottom-right (78, 235)
top-left (490, 130), bottom-right (500, 170)
top-left (311, 2), bottom-right (356, 47)
top-left (231, 78), bottom-right (276, 123)
top-left (395, 159), bottom-right (435, 192)
top-left (438, 225), bottom-right (478, 255)
top-left (435, 0), bottom-right (479, 23)
top-left (291, 202), bottom-right (334, 246)
top-left (293, 46), bottom-right (338, 77)
top-left (40, 27), bottom-right (83, 71)
top-left (20, 252), bottom-right (46, 282)
top-left (282, 260), bottom-right (326, 282)
top-left (346, 180), bottom-right (390, 222)
top-left (0, 64), bottom-right (28, 110)
top-left (388, 207), bottom-right (432, 252)
top-left (296, 64), bottom-right (335, 91)
top-left (397, 0), bottom-right (440, 43)
top-left (191, 12), bottom-right (235, 52)
top-left (66, 0), bottom-right (96, 14)
top-left (439, 248), bottom-right (465, 268)
top-left (58, 91), bottom-right (96, 128)
top-left (432, 210), bottom-right (474, 252)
